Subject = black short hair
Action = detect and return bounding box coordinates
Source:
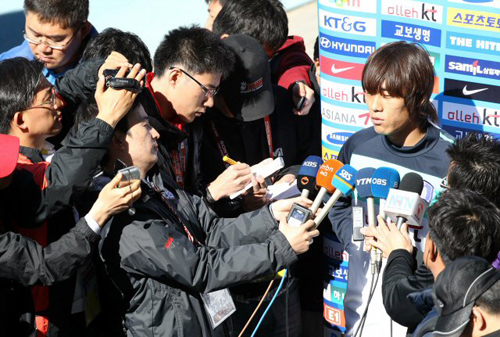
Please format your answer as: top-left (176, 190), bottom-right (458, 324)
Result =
top-left (362, 41), bottom-right (437, 131)
top-left (153, 25), bottom-right (234, 79)
top-left (446, 133), bottom-right (500, 208)
top-left (428, 189), bottom-right (500, 266)
top-left (82, 28), bottom-right (153, 73)
top-left (24, 0), bottom-right (89, 29)
top-left (0, 58), bottom-right (45, 134)
top-left (74, 92), bottom-right (148, 135)
top-left (476, 279), bottom-right (500, 315)
top-left (212, 0), bottom-right (288, 54)
top-left (74, 95), bottom-right (143, 168)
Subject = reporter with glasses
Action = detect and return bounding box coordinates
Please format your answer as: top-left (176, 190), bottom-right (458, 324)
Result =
top-left (0, 0), bottom-right (97, 85)
top-left (0, 133), bottom-right (141, 336)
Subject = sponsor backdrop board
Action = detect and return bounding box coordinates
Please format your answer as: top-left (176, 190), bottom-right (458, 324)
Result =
top-left (318, 0), bottom-right (500, 333)
top-left (318, 0), bottom-right (500, 162)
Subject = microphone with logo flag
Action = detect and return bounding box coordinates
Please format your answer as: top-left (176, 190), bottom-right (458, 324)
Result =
top-left (297, 156), bottom-right (323, 199)
top-left (355, 167), bottom-right (377, 227)
top-left (364, 167), bottom-right (400, 274)
top-left (314, 164), bottom-right (357, 227)
top-left (356, 168), bottom-right (381, 274)
top-left (371, 167), bottom-right (400, 218)
top-left (310, 159), bottom-right (343, 214)
top-left (384, 172), bottom-right (427, 229)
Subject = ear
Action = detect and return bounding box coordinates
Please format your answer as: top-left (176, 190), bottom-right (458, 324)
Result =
top-left (12, 112), bottom-right (28, 132)
top-left (471, 306), bottom-right (487, 333)
top-left (168, 67), bottom-right (181, 87)
top-left (79, 21), bottom-right (92, 39)
top-left (429, 240), bottom-right (439, 262)
top-left (220, 33), bottom-right (230, 40)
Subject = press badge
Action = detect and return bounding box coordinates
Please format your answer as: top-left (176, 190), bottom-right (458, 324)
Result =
top-left (201, 288), bottom-right (236, 329)
top-left (352, 206), bottom-right (365, 242)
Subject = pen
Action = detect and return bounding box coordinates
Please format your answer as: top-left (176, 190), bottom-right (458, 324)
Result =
top-left (223, 155), bottom-right (238, 165)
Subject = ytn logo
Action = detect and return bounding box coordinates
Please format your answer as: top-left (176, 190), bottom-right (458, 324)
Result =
top-left (356, 177), bottom-right (371, 185)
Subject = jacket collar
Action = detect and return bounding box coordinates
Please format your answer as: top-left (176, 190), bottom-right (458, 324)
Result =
top-left (408, 288), bottom-right (434, 316)
top-left (19, 146), bottom-right (44, 163)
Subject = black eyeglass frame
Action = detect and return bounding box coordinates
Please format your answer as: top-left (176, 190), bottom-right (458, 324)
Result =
top-left (168, 66), bottom-right (219, 98)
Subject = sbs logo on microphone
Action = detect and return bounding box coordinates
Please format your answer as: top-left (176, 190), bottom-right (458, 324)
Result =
top-left (338, 169), bottom-right (353, 181)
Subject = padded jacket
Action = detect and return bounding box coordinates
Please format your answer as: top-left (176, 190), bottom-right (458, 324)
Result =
top-left (100, 173), bottom-right (297, 337)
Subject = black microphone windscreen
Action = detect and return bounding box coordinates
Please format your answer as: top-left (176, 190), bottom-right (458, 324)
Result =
top-left (400, 172), bottom-right (424, 194)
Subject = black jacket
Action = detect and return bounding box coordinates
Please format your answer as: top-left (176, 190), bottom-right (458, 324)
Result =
top-left (0, 218), bottom-right (100, 337)
top-left (141, 79), bottom-right (205, 196)
top-left (382, 249), bottom-right (435, 332)
top-left (0, 217), bottom-right (99, 287)
top-left (0, 115), bottom-right (114, 337)
top-left (100, 173), bottom-right (297, 337)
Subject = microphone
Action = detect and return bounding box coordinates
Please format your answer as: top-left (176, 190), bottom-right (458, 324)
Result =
top-left (355, 168), bottom-right (377, 227)
top-left (310, 159), bottom-right (343, 214)
top-left (365, 167), bottom-right (400, 274)
top-left (371, 167), bottom-right (400, 218)
top-left (314, 164), bottom-right (357, 227)
top-left (297, 156), bottom-right (323, 199)
top-left (384, 172), bottom-right (427, 229)
top-left (355, 168), bottom-right (380, 275)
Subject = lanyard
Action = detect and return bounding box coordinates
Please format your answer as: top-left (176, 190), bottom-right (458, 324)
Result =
top-left (151, 183), bottom-right (202, 247)
top-left (209, 117), bottom-right (274, 164)
top-left (170, 140), bottom-right (187, 188)
top-left (209, 120), bottom-right (231, 168)
top-left (264, 116), bottom-right (274, 159)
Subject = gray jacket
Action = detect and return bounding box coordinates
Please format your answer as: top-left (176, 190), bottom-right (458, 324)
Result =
top-left (100, 174), bottom-right (297, 337)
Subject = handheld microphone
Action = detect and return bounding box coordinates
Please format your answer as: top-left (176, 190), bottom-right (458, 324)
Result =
top-left (366, 167), bottom-right (400, 274)
top-left (310, 159), bottom-right (343, 214)
top-left (314, 164), bottom-right (357, 227)
top-left (384, 172), bottom-right (427, 229)
top-left (355, 168), bottom-right (380, 274)
top-left (355, 168), bottom-right (377, 227)
top-left (297, 156), bottom-right (323, 199)
top-left (371, 167), bottom-right (400, 218)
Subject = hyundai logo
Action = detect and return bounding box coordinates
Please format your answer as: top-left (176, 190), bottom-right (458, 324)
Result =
top-left (321, 37), bottom-right (332, 48)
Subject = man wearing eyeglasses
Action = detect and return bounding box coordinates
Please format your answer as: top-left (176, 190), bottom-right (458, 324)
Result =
top-left (142, 26), bottom-right (235, 196)
top-left (0, 0), bottom-right (96, 85)
top-left (0, 56), bottom-right (145, 336)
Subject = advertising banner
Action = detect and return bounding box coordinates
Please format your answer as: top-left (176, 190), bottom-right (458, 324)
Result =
top-left (318, 1), bottom-right (500, 334)
top-left (319, 0), bottom-right (500, 161)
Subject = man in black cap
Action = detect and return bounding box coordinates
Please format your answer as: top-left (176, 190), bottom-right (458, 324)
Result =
top-left (199, 34), bottom-right (305, 336)
top-left (433, 256), bottom-right (500, 337)
top-left (200, 34), bottom-right (309, 217)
